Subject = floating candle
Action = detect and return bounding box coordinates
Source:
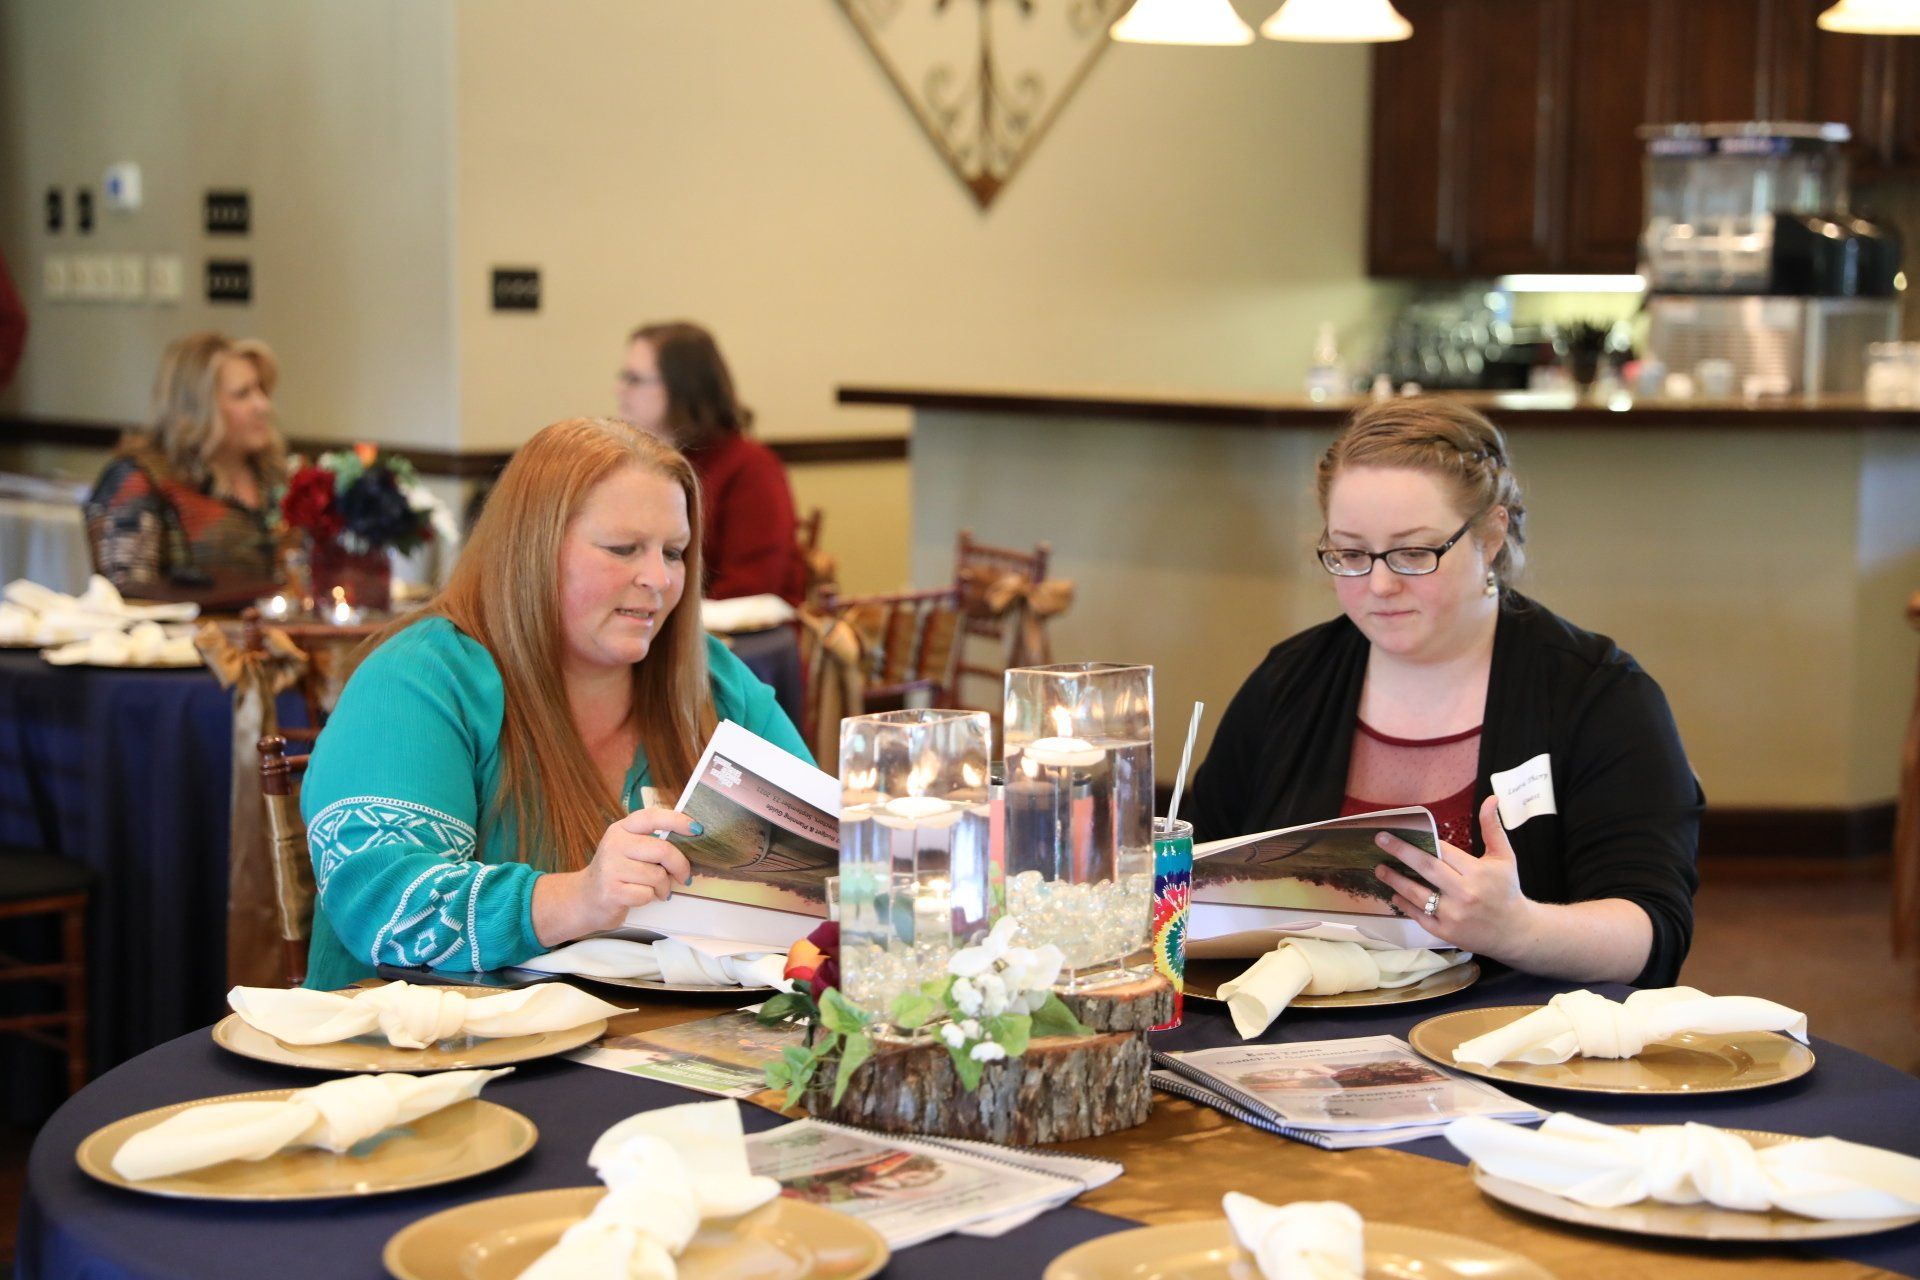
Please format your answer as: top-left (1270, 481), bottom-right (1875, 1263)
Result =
top-left (1019, 736), bottom-right (1106, 771)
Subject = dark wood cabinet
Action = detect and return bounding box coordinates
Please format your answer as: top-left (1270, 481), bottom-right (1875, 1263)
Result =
top-left (1367, 0), bottom-right (1920, 278)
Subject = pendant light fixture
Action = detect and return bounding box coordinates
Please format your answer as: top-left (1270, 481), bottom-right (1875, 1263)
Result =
top-left (1110, 0), bottom-right (1256, 46)
top-left (1817, 0), bottom-right (1920, 33)
top-left (1260, 0), bottom-right (1413, 42)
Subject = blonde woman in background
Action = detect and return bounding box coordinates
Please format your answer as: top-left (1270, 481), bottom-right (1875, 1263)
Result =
top-left (83, 331), bottom-right (288, 591)
top-left (298, 418), bottom-right (810, 988)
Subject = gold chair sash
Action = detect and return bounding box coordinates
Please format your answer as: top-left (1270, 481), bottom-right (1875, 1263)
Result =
top-left (797, 608), bottom-right (867, 765)
top-left (195, 623), bottom-right (311, 989)
top-left (957, 566), bottom-right (1076, 665)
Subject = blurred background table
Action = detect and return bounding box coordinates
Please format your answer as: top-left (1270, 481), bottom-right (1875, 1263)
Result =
top-left (721, 623), bottom-right (804, 733)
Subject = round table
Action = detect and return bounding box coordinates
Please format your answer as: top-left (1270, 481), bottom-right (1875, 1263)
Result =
top-left (20, 969), bottom-right (1920, 1279)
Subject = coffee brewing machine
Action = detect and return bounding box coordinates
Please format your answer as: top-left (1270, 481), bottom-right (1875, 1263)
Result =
top-left (1640, 122), bottom-right (1902, 396)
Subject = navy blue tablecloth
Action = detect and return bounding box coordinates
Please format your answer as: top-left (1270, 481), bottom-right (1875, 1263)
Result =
top-left (0, 652), bottom-right (306, 1124)
top-left (19, 967), bottom-right (1920, 1278)
top-left (725, 625), bottom-right (804, 737)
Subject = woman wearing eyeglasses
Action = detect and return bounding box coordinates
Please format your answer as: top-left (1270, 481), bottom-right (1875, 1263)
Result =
top-left (615, 321), bottom-right (805, 605)
top-left (1186, 398), bottom-right (1699, 987)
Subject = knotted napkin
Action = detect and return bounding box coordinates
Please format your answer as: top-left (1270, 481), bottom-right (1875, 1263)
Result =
top-left (519, 938), bottom-right (788, 989)
top-left (1448, 1112), bottom-right (1920, 1220)
top-left (227, 981), bottom-right (629, 1050)
top-left (110, 1068), bottom-right (510, 1181)
top-left (4, 575), bottom-right (199, 644)
top-left (1451, 986), bottom-right (1808, 1067)
top-left (517, 1099), bottom-right (782, 1280)
top-left (700, 594), bottom-right (795, 635)
top-left (43, 619), bottom-right (201, 666)
top-left (1217, 938), bottom-right (1470, 1039)
top-left (1222, 1193), bottom-right (1364, 1280)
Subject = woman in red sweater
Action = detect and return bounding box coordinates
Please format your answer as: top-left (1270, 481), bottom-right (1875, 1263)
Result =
top-left (616, 321), bottom-right (804, 605)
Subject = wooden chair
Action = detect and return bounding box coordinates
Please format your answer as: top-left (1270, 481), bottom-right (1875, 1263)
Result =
top-left (0, 847), bottom-right (91, 1095)
top-left (951, 528), bottom-right (1060, 711)
top-left (257, 735), bottom-right (316, 986)
top-left (798, 585), bottom-right (961, 762)
top-left (1894, 589), bottom-right (1920, 958)
top-left (796, 506), bottom-right (838, 607)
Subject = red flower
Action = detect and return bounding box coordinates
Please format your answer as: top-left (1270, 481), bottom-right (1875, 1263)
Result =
top-left (783, 921), bottom-right (840, 999)
top-left (281, 465), bottom-right (343, 539)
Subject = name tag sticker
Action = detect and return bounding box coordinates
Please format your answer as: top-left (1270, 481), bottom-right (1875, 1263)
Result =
top-left (1490, 753), bottom-right (1556, 829)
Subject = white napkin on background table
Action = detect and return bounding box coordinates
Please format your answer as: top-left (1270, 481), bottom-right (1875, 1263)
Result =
top-left (1448, 1112), bottom-right (1920, 1220)
top-left (700, 594), bottom-right (795, 635)
top-left (110, 1068), bottom-right (510, 1181)
top-left (1217, 938), bottom-right (1470, 1039)
top-left (521, 938), bottom-right (788, 989)
top-left (1451, 986), bottom-right (1808, 1067)
top-left (43, 619), bottom-right (200, 667)
top-left (517, 1099), bottom-right (782, 1280)
top-left (227, 982), bottom-right (629, 1050)
top-left (1222, 1192), bottom-right (1364, 1280)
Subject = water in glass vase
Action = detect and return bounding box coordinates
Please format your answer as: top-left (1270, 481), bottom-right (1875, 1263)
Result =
top-left (1003, 738), bottom-right (1154, 977)
top-left (838, 797), bottom-right (993, 1023)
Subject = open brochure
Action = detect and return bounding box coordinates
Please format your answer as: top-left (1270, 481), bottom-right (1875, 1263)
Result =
top-left (568, 1008), bottom-right (801, 1097)
top-left (745, 1118), bottom-right (1120, 1249)
top-left (1153, 1036), bottom-right (1541, 1149)
top-left (1190, 806), bottom-right (1447, 954)
top-left (624, 719), bottom-right (840, 949)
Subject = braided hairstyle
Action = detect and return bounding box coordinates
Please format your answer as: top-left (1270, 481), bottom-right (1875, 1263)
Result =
top-left (1314, 397), bottom-right (1528, 592)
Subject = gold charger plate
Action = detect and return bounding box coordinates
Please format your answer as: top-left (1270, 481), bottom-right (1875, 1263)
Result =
top-left (76, 1091), bottom-right (534, 1201)
top-left (1043, 1218), bottom-right (1555, 1279)
top-left (1407, 1005), bottom-right (1815, 1095)
top-left (1472, 1127), bottom-right (1920, 1242)
top-left (1184, 959), bottom-right (1479, 1007)
top-left (212, 1012), bottom-right (609, 1073)
top-left (383, 1187), bottom-right (889, 1280)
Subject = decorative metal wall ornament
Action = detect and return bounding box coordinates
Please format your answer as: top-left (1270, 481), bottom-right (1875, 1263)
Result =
top-left (838, 0), bottom-right (1129, 209)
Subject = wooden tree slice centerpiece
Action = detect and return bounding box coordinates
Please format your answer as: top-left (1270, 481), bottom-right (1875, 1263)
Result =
top-left (824, 972), bottom-right (1172, 1144)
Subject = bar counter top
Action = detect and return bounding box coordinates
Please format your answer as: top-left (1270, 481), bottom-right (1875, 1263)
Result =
top-left (838, 384), bottom-right (1920, 430)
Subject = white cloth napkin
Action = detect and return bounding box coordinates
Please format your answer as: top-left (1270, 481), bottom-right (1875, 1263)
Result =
top-left (517, 1099), bottom-right (782, 1280)
top-left (520, 938), bottom-right (788, 989)
top-left (1222, 1192), bottom-right (1364, 1280)
top-left (1217, 938), bottom-right (1470, 1039)
top-left (110, 1068), bottom-right (510, 1181)
top-left (1448, 1112), bottom-right (1920, 1220)
top-left (700, 594), bottom-right (795, 635)
top-left (227, 982), bottom-right (629, 1050)
top-left (1451, 986), bottom-right (1808, 1067)
top-left (5, 575), bottom-right (199, 643)
top-left (44, 619), bottom-right (201, 667)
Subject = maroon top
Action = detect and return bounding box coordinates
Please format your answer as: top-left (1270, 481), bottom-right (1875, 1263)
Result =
top-left (0, 249), bottom-right (26, 392)
top-left (1340, 718), bottom-right (1482, 855)
top-left (686, 431), bottom-right (805, 605)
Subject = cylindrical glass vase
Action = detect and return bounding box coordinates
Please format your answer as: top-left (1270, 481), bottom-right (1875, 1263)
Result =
top-left (838, 709), bottom-right (995, 1030)
top-left (1002, 662), bottom-right (1154, 988)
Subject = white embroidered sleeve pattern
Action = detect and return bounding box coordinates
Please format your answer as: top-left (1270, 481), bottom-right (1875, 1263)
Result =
top-left (309, 795), bottom-right (490, 968)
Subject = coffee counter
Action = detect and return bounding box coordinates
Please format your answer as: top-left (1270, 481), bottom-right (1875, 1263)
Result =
top-left (840, 385), bottom-right (1920, 848)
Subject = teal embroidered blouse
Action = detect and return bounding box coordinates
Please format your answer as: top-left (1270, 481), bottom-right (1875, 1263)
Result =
top-left (300, 616), bottom-right (811, 989)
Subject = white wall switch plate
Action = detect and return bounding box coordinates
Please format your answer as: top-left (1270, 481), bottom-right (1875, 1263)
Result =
top-left (71, 255), bottom-right (108, 301)
top-left (103, 162), bottom-right (142, 212)
top-left (42, 255), bottom-right (70, 300)
top-left (147, 253), bottom-right (183, 304)
top-left (112, 253), bottom-right (145, 301)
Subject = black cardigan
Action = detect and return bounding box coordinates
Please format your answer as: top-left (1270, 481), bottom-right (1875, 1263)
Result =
top-left (1186, 595), bottom-right (1701, 987)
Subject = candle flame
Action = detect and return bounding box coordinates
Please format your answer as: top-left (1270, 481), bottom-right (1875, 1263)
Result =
top-left (960, 760), bottom-right (985, 787)
top-left (906, 759), bottom-right (936, 797)
top-left (1050, 705), bottom-right (1075, 738)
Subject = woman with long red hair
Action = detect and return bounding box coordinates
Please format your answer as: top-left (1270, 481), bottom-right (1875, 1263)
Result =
top-left (299, 417), bottom-right (809, 988)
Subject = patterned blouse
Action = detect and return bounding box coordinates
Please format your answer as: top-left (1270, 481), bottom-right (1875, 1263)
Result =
top-left (84, 449), bottom-right (280, 590)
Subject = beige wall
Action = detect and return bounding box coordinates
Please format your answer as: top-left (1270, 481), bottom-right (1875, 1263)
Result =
top-left (0, 0), bottom-right (460, 450)
top-left (450, 1), bottom-right (1401, 591)
top-left (910, 409), bottom-right (1920, 810)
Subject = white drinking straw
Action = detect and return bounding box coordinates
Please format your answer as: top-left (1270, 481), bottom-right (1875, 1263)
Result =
top-left (1165, 701), bottom-right (1205, 831)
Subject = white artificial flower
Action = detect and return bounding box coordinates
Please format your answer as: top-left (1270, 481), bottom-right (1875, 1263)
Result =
top-left (1019, 989), bottom-right (1049, 1014)
top-left (957, 1018), bottom-right (982, 1041)
top-left (948, 941), bottom-right (995, 979)
top-left (951, 976), bottom-right (983, 1017)
top-left (940, 1023), bottom-right (967, 1049)
top-left (998, 949), bottom-right (1035, 992)
top-left (976, 971), bottom-right (1010, 1017)
top-left (985, 916), bottom-right (1021, 952)
top-left (403, 482), bottom-right (435, 512)
top-left (969, 1041), bottom-right (1007, 1063)
top-left (1028, 943), bottom-right (1065, 991)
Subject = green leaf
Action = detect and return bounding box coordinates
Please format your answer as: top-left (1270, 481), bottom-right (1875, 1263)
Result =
top-left (889, 992), bottom-right (939, 1030)
top-left (764, 1060), bottom-right (792, 1091)
top-left (1030, 994), bottom-right (1096, 1039)
top-left (832, 1031), bottom-right (874, 1105)
top-left (947, 1043), bottom-right (985, 1091)
top-left (984, 1013), bottom-right (1031, 1058)
top-left (779, 1045), bottom-right (820, 1109)
top-left (819, 988), bottom-right (870, 1036)
top-left (920, 976), bottom-right (955, 1001)
top-left (755, 992), bottom-right (811, 1025)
